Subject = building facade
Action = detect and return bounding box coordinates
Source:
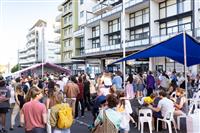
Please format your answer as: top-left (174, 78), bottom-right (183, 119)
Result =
top-left (57, 0), bottom-right (200, 75)
top-left (19, 19), bottom-right (60, 69)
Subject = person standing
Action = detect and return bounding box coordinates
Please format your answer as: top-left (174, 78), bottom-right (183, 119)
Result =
top-left (64, 75), bottom-right (79, 117)
top-left (0, 76), bottom-right (10, 133)
top-left (75, 76), bottom-right (84, 118)
top-left (21, 86), bottom-right (47, 133)
top-left (112, 71), bottom-right (122, 90)
top-left (83, 75), bottom-right (91, 111)
top-left (146, 71), bottom-right (155, 96)
top-left (10, 84), bottom-right (25, 130)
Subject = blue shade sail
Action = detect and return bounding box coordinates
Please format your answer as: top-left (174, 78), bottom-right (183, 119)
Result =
top-left (111, 33), bottom-right (200, 67)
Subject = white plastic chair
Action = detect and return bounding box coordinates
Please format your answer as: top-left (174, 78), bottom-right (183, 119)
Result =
top-left (157, 109), bottom-right (177, 133)
top-left (138, 108), bottom-right (152, 133)
top-left (177, 92), bottom-right (200, 130)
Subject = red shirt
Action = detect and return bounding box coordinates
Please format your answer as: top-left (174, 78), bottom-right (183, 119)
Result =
top-left (22, 100), bottom-right (47, 131)
top-left (77, 82), bottom-right (84, 100)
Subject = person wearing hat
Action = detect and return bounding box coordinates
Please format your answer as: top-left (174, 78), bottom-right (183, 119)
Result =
top-left (0, 76), bottom-right (11, 133)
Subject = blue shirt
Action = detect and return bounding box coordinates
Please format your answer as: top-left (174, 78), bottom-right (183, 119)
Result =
top-left (112, 76), bottom-right (122, 90)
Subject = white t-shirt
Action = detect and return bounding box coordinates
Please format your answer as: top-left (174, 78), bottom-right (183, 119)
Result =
top-left (158, 97), bottom-right (174, 117)
top-left (56, 80), bottom-right (65, 92)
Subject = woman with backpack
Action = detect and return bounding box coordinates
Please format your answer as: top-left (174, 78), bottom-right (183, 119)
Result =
top-left (50, 91), bottom-right (73, 133)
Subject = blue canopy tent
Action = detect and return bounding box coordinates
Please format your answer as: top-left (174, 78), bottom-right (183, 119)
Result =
top-left (111, 32), bottom-right (200, 66)
top-left (111, 32), bottom-right (200, 112)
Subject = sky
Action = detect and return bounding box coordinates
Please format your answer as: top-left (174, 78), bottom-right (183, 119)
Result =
top-left (0, 0), bottom-right (63, 65)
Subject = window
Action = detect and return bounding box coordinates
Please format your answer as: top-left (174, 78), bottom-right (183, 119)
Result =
top-left (80, 11), bottom-right (84, 18)
top-left (64, 4), bottom-right (67, 12)
top-left (159, 0), bottom-right (191, 19)
top-left (80, 0), bottom-right (84, 5)
top-left (92, 39), bottom-right (100, 48)
top-left (69, 2), bottom-right (72, 10)
top-left (68, 39), bottom-right (71, 46)
top-left (159, 16), bottom-right (192, 35)
top-left (80, 37), bottom-right (84, 47)
top-left (129, 8), bottom-right (149, 27)
top-left (108, 18), bottom-right (120, 33)
top-left (68, 27), bottom-right (72, 34)
top-left (130, 27), bottom-right (149, 40)
top-left (64, 29), bottom-right (68, 37)
top-left (92, 26), bottom-right (100, 37)
top-left (69, 15), bottom-right (72, 23)
top-left (64, 16), bottom-right (68, 25)
top-left (109, 34), bottom-right (121, 45)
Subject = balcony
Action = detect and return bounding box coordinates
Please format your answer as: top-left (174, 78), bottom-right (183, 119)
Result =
top-left (27, 42), bottom-right (36, 50)
top-left (63, 21), bottom-right (72, 28)
top-left (151, 30), bottom-right (192, 45)
top-left (63, 34), bottom-right (73, 39)
top-left (58, 5), bottom-right (62, 12)
top-left (152, 0), bottom-right (166, 2)
top-left (54, 36), bottom-right (61, 44)
top-left (54, 25), bottom-right (61, 33)
top-left (92, 0), bottom-right (113, 15)
top-left (87, 15), bottom-right (101, 26)
top-left (63, 8), bottom-right (72, 16)
top-left (126, 38), bottom-right (149, 48)
top-left (102, 4), bottom-right (122, 19)
top-left (74, 28), bottom-right (84, 37)
top-left (101, 43), bottom-right (121, 51)
top-left (55, 14), bottom-right (62, 22)
top-left (63, 46), bottom-right (73, 52)
top-left (85, 47), bottom-right (100, 54)
top-left (125, 0), bottom-right (144, 8)
top-left (55, 48), bottom-right (61, 54)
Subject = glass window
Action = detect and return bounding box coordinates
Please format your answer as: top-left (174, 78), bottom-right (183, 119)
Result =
top-left (64, 4), bottom-right (67, 12)
top-left (129, 27), bottom-right (149, 41)
top-left (129, 8), bottom-right (149, 27)
top-left (64, 16), bottom-right (68, 25)
top-left (108, 18), bottom-right (120, 33)
top-left (80, 0), bottom-right (84, 5)
top-left (92, 26), bottom-right (100, 37)
top-left (69, 3), bottom-right (72, 10)
top-left (80, 11), bottom-right (84, 18)
top-left (64, 29), bottom-right (67, 36)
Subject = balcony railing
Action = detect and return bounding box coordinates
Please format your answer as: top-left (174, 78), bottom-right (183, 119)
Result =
top-left (63, 8), bottom-right (72, 16)
top-left (55, 14), bottom-right (62, 22)
top-left (92, 0), bottom-right (113, 15)
top-left (85, 47), bottom-right (100, 54)
top-left (63, 21), bottom-right (72, 28)
top-left (125, 0), bottom-right (144, 8)
top-left (87, 15), bottom-right (101, 24)
top-left (126, 38), bottom-right (149, 47)
top-left (102, 4), bottom-right (122, 18)
top-left (74, 28), bottom-right (84, 37)
top-left (54, 25), bottom-right (61, 33)
top-left (151, 30), bottom-right (192, 45)
top-left (54, 36), bottom-right (61, 44)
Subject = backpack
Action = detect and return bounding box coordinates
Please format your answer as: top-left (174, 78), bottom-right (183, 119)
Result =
top-left (57, 103), bottom-right (73, 129)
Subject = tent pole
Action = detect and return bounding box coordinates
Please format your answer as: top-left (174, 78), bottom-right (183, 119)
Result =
top-left (121, 0), bottom-right (126, 88)
top-left (183, 31), bottom-right (188, 114)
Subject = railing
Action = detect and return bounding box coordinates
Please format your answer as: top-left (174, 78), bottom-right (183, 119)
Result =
top-left (54, 25), bottom-right (61, 33)
top-left (92, 0), bottom-right (112, 14)
top-left (151, 30), bottom-right (192, 44)
top-left (85, 47), bottom-right (100, 54)
top-left (87, 15), bottom-right (101, 24)
top-left (74, 28), bottom-right (84, 37)
top-left (102, 4), bottom-right (122, 18)
top-left (54, 36), bottom-right (61, 44)
top-left (126, 38), bottom-right (149, 47)
top-left (63, 21), bottom-right (72, 27)
top-left (55, 14), bottom-right (62, 22)
top-left (125, 0), bottom-right (144, 8)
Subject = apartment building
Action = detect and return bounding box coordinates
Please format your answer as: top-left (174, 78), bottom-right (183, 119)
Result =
top-left (19, 19), bottom-right (60, 69)
top-left (68, 0), bottom-right (200, 74)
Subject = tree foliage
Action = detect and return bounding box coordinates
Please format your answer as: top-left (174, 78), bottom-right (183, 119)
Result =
top-left (11, 64), bottom-right (21, 73)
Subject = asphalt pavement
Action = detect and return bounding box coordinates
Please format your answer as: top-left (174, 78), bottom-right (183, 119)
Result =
top-left (3, 99), bottom-right (186, 133)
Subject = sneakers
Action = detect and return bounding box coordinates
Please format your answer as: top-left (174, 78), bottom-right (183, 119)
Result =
top-left (1, 128), bottom-right (7, 133)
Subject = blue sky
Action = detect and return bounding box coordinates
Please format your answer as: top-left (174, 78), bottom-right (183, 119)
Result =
top-left (0, 0), bottom-right (63, 65)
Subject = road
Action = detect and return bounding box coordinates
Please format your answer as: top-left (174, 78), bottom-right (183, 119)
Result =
top-left (4, 100), bottom-right (186, 133)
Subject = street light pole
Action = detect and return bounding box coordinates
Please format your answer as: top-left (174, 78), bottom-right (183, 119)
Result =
top-left (121, 0), bottom-right (126, 88)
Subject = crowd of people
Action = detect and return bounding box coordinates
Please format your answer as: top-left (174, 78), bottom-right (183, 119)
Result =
top-left (0, 69), bottom-right (199, 133)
